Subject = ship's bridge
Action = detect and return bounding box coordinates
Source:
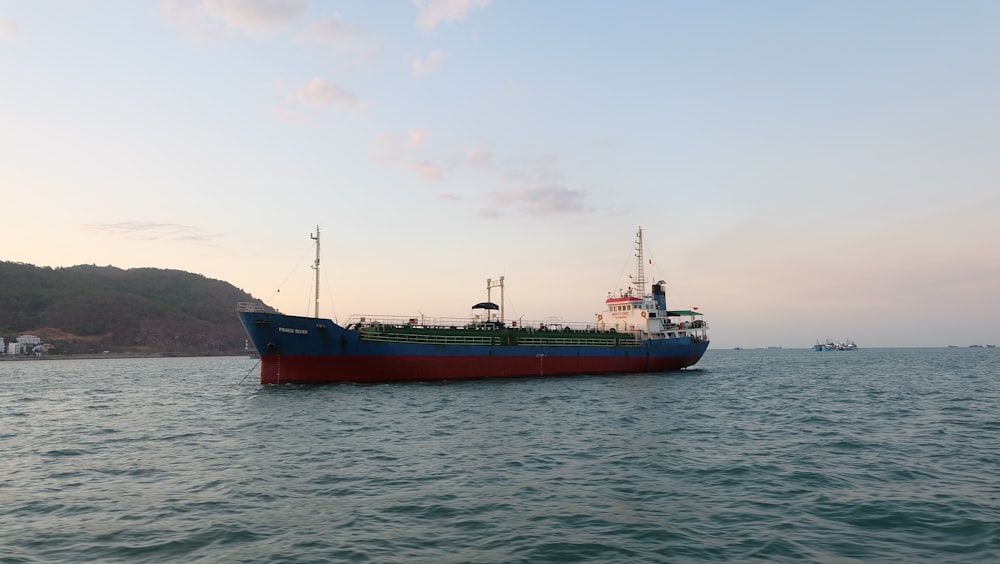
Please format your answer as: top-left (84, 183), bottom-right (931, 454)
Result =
top-left (597, 293), bottom-right (707, 343)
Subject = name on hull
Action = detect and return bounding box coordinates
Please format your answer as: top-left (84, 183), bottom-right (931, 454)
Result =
top-left (279, 327), bottom-right (309, 335)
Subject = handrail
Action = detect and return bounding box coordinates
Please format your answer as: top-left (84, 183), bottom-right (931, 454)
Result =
top-left (360, 332), bottom-right (499, 345)
top-left (358, 328), bottom-right (639, 348)
top-left (517, 337), bottom-right (638, 347)
top-left (345, 314), bottom-right (603, 332)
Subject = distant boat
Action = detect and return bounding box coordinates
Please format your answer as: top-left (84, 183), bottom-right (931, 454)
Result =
top-left (813, 339), bottom-right (858, 351)
top-left (237, 227), bottom-right (710, 384)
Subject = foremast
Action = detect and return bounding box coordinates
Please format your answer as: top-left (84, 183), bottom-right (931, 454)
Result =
top-left (310, 225), bottom-right (320, 319)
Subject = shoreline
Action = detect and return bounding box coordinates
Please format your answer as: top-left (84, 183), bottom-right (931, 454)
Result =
top-left (0, 352), bottom-right (248, 361)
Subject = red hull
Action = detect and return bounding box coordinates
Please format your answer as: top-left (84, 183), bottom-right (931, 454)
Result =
top-left (259, 353), bottom-right (702, 384)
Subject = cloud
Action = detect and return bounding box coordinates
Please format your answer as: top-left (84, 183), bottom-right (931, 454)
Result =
top-left (407, 128), bottom-right (428, 148)
top-left (374, 130), bottom-right (444, 180)
top-left (430, 146), bottom-right (495, 178)
top-left (298, 13), bottom-right (381, 64)
top-left (414, 0), bottom-right (490, 32)
top-left (297, 77), bottom-right (361, 110)
top-left (408, 160), bottom-right (447, 181)
top-left (376, 130), bottom-right (496, 181)
top-left (160, 4), bottom-right (375, 123)
top-left (412, 50), bottom-right (444, 76)
top-left (210, 0), bottom-right (307, 34)
top-left (275, 77), bottom-right (370, 123)
top-left (373, 130), bottom-right (591, 216)
top-left (476, 207), bottom-right (502, 219)
top-left (0, 17), bottom-right (19, 40)
top-left (490, 185), bottom-right (588, 216)
top-left (462, 148), bottom-right (494, 170)
top-left (85, 222), bottom-right (220, 243)
top-left (161, 0), bottom-right (307, 41)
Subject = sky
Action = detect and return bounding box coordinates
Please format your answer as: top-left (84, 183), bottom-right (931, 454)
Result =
top-left (2, 0), bottom-right (999, 349)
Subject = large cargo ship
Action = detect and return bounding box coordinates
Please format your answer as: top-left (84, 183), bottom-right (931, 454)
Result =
top-left (237, 227), bottom-right (709, 384)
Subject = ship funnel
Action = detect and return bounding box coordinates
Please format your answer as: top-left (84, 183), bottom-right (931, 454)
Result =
top-left (652, 280), bottom-right (667, 310)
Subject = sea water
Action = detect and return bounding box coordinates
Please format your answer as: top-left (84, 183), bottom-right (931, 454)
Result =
top-left (1, 348), bottom-right (998, 563)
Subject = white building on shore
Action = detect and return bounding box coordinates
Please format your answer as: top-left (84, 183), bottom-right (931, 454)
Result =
top-left (4, 335), bottom-right (46, 356)
top-left (17, 335), bottom-right (41, 346)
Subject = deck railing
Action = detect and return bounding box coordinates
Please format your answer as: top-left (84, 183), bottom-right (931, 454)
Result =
top-left (517, 337), bottom-right (638, 347)
top-left (360, 332), bottom-right (500, 345)
top-left (358, 328), bottom-right (639, 348)
top-left (345, 314), bottom-right (600, 332)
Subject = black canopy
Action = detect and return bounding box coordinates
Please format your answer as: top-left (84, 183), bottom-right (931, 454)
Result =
top-left (471, 302), bottom-right (499, 310)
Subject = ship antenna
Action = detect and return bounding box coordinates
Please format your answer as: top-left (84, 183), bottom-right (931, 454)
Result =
top-left (633, 226), bottom-right (647, 297)
top-left (310, 225), bottom-right (320, 318)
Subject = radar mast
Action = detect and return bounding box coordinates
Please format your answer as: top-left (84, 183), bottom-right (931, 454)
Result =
top-left (632, 226), bottom-right (647, 297)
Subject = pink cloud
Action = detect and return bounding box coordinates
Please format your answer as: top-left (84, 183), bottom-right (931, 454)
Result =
top-left (412, 50), bottom-right (445, 76)
top-left (374, 130), bottom-right (444, 180)
top-left (0, 17), bottom-right (19, 40)
top-left (414, 0), bottom-right (490, 32)
top-left (407, 128), bottom-right (428, 148)
top-left (373, 131), bottom-right (591, 216)
top-left (298, 13), bottom-right (381, 65)
top-left (274, 77), bottom-right (370, 124)
top-left (297, 77), bottom-right (361, 110)
top-left (408, 160), bottom-right (446, 181)
top-left (161, 0), bottom-right (306, 41)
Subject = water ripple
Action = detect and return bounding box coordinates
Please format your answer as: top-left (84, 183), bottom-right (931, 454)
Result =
top-left (2, 350), bottom-right (999, 562)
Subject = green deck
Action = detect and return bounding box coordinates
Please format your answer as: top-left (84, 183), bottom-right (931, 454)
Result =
top-left (358, 323), bottom-right (639, 347)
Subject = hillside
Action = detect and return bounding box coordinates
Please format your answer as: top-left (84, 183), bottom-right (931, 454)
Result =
top-left (0, 262), bottom-right (274, 355)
